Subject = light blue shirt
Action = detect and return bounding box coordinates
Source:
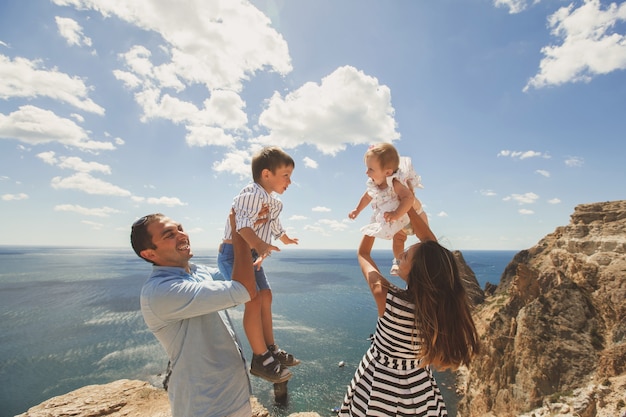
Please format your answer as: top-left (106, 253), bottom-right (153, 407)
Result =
top-left (140, 263), bottom-right (251, 417)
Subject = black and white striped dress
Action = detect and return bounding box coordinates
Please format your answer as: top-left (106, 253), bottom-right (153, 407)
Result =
top-left (338, 286), bottom-right (448, 416)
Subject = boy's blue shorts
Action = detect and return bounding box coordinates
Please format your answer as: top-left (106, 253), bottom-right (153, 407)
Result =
top-left (217, 243), bottom-right (271, 291)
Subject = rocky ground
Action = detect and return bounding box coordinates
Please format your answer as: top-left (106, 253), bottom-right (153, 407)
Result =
top-left (15, 379), bottom-right (323, 417)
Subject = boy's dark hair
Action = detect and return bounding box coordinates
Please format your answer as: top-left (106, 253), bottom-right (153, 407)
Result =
top-left (130, 213), bottom-right (166, 263)
top-left (251, 147), bottom-right (295, 182)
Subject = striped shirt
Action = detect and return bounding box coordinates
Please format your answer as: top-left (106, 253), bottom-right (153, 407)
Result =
top-left (222, 182), bottom-right (285, 243)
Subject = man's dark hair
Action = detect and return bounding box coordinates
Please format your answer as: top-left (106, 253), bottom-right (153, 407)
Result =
top-left (130, 213), bottom-right (166, 263)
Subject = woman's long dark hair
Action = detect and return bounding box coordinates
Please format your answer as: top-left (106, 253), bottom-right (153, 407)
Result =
top-left (405, 240), bottom-right (480, 369)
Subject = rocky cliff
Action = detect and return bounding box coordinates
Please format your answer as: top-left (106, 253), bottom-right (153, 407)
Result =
top-left (15, 379), bottom-right (322, 417)
top-left (457, 200), bottom-right (626, 417)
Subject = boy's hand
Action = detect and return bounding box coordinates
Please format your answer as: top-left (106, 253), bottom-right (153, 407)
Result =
top-left (279, 234), bottom-right (299, 245)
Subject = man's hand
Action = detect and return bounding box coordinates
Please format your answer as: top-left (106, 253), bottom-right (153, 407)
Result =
top-left (253, 203), bottom-right (270, 228)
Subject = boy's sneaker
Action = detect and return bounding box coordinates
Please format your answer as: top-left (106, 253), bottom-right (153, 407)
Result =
top-left (250, 351), bottom-right (292, 383)
top-left (390, 259), bottom-right (399, 276)
top-left (268, 344), bottom-right (301, 366)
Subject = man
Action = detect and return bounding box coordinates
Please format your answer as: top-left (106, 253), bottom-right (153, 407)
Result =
top-left (131, 211), bottom-right (257, 417)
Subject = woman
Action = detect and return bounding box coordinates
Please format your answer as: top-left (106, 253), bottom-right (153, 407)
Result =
top-left (338, 209), bottom-right (480, 416)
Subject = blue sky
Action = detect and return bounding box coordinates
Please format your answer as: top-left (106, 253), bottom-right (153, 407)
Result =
top-left (1, 0), bottom-right (625, 251)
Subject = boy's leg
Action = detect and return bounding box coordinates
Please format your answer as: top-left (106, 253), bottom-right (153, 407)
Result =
top-left (260, 289), bottom-right (274, 347)
top-left (243, 295), bottom-right (266, 355)
top-left (256, 267), bottom-right (300, 367)
top-left (217, 243), bottom-right (234, 280)
top-left (248, 258), bottom-right (292, 383)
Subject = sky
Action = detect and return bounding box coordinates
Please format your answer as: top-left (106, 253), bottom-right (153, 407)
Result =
top-left (1, 0), bottom-right (625, 252)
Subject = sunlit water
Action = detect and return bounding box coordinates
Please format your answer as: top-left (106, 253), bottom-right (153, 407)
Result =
top-left (0, 247), bottom-right (516, 417)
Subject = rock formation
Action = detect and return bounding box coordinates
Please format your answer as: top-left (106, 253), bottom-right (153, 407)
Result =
top-left (457, 200), bottom-right (626, 417)
top-left (15, 379), bottom-right (322, 417)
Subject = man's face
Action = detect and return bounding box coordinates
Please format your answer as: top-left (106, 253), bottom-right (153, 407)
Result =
top-left (140, 217), bottom-right (193, 270)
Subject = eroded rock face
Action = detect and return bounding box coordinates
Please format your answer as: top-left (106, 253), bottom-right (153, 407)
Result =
top-left (15, 379), bottom-right (274, 417)
top-left (458, 200), bottom-right (626, 417)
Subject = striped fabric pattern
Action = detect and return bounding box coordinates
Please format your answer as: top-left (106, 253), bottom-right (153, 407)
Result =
top-left (222, 182), bottom-right (284, 243)
top-left (338, 287), bottom-right (448, 416)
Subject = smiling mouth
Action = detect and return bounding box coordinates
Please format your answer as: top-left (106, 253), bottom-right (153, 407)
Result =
top-left (177, 243), bottom-right (190, 251)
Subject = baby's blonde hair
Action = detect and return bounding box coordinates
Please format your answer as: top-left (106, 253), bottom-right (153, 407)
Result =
top-left (365, 143), bottom-right (400, 172)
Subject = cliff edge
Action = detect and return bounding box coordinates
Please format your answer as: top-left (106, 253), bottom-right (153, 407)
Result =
top-left (15, 379), bottom-right (322, 417)
top-left (458, 200), bottom-right (626, 417)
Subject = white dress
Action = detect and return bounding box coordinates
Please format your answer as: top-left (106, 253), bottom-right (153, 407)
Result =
top-left (360, 157), bottom-right (423, 240)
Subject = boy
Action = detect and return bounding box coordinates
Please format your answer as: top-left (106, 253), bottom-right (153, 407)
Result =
top-left (218, 146), bottom-right (300, 383)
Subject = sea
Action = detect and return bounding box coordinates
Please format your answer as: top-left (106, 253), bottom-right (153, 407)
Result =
top-left (0, 247), bottom-right (518, 417)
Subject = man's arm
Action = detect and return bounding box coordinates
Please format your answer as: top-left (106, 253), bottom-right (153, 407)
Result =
top-left (230, 210), bottom-right (257, 298)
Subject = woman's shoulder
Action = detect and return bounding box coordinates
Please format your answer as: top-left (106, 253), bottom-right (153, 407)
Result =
top-left (387, 285), bottom-right (412, 303)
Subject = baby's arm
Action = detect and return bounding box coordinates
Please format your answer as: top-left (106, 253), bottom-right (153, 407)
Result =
top-left (383, 179), bottom-right (413, 222)
top-left (349, 191), bottom-right (372, 219)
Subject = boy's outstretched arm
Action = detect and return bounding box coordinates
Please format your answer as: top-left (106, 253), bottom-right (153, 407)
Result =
top-left (279, 234), bottom-right (299, 245)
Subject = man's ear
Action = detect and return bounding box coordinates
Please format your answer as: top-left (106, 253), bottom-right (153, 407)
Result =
top-left (140, 248), bottom-right (155, 262)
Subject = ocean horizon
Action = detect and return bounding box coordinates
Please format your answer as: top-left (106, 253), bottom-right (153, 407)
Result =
top-left (0, 246), bottom-right (518, 417)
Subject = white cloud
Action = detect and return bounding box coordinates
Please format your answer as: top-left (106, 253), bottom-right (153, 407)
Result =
top-left (437, 211), bottom-right (448, 217)
top-left (519, 208), bottom-right (535, 215)
top-left (213, 149), bottom-right (252, 179)
top-left (497, 150), bottom-right (550, 159)
top-left (494, 0), bottom-right (529, 14)
top-left (55, 16), bottom-right (93, 47)
top-left (548, 198), bottom-right (561, 204)
top-left (0, 55), bottom-right (104, 114)
top-left (81, 220), bottom-right (104, 229)
top-left (303, 156), bottom-right (318, 169)
top-left (289, 215), bottom-right (308, 220)
top-left (255, 65), bottom-right (399, 155)
top-left (145, 196), bottom-right (187, 207)
top-left (36, 151), bottom-right (58, 165)
top-left (565, 156), bottom-right (584, 167)
top-left (312, 206), bottom-right (331, 212)
top-left (51, 172), bottom-right (131, 196)
top-left (0, 106), bottom-right (115, 150)
top-left (535, 169), bottom-right (550, 177)
top-left (318, 218), bottom-right (349, 231)
top-left (72, 0), bottom-right (291, 148)
top-left (56, 156), bottom-right (111, 174)
top-left (54, 204), bottom-right (120, 217)
top-left (503, 192), bottom-right (540, 204)
top-left (525, 0), bottom-right (626, 91)
top-left (62, 0), bottom-right (292, 91)
top-left (2, 193), bottom-right (28, 201)
top-left (480, 189), bottom-right (497, 197)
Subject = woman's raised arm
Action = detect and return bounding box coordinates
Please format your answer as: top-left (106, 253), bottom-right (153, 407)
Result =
top-left (408, 207), bottom-right (437, 242)
top-left (357, 235), bottom-right (389, 316)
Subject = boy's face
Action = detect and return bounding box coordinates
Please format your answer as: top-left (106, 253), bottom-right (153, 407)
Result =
top-left (262, 164), bottom-right (293, 194)
top-left (365, 155), bottom-right (392, 187)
